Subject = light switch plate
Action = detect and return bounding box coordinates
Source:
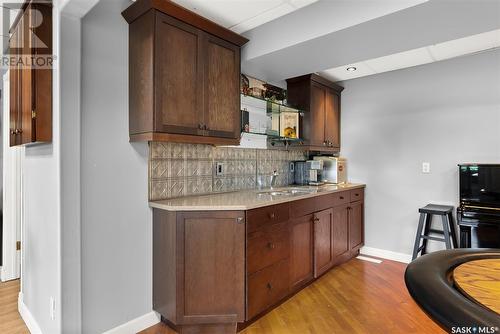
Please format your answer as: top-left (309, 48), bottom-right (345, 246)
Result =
top-left (215, 162), bottom-right (224, 176)
top-left (422, 162), bottom-right (430, 173)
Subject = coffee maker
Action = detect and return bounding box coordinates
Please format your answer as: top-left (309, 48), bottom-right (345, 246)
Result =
top-left (292, 160), bottom-right (324, 186)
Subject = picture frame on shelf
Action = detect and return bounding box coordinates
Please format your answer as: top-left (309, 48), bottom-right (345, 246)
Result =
top-left (280, 112), bottom-right (299, 139)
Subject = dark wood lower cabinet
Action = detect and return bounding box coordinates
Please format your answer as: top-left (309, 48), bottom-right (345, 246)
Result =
top-left (349, 200), bottom-right (364, 253)
top-left (313, 208), bottom-right (334, 277)
top-left (153, 210), bottom-right (245, 333)
top-left (247, 258), bottom-right (289, 319)
top-left (333, 204), bottom-right (350, 259)
top-left (289, 214), bottom-right (314, 291)
top-left (153, 187), bottom-right (365, 333)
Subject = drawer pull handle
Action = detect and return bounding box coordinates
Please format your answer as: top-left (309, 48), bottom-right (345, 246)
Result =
top-left (355, 193), bottom-right (359, 196)
top-left (267, 283), bottom-right (273, 290)
top-left (340, 196), bottom-right (344, 200)
top-left (313, 217), bottom-right (320, 222)
top-left (269, 212), bottom-right (276, 219)
top-left (267, 242), bottom-right (275, 249)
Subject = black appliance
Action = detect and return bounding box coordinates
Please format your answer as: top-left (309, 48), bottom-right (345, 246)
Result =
top-left (458, 164), bottom-right (500, 248)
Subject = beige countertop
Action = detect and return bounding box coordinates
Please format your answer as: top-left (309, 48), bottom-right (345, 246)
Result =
top-left (149, 183), bottom-right (365, 211)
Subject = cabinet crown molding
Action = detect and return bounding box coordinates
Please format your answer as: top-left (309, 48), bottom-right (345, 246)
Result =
top-left (286, 73), bottom-right (344, 93)
top-left (122, 0), bottom-right (249, 46)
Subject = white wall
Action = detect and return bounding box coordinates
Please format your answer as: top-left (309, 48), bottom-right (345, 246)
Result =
top-left (60, 12), bottom-right (82, 333)
top-left (341, 49), bottom-right (500, 256)
top-left (21, 2), bottom-right (62, 333)
top-left (81, 1), bottom-right (152, 332)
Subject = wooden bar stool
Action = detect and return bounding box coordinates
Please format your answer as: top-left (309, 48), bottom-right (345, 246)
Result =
top-left (412, 204), bottom-right (458, 261)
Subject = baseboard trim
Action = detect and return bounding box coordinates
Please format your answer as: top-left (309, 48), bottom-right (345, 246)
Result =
top-left (18, 292), bottom-right (43, 334)
top-left (103, 311), bottom-right (160, 334)
top-left (360, 246), bottom-right (412, 264)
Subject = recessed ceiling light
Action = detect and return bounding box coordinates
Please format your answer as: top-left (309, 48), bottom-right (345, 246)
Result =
top-left (346, 66), bottom-right (357, 72)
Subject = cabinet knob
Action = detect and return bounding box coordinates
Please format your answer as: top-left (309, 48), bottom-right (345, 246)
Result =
top-left (236, 217), bottom-right (244, 223)
top-left (267, 242), bottom-right (275, 249)
top-left (269, 212), bottom-right (275, 219)
top-left (266, 283), bottom-right (273, 290)
top-left (322, 141), bottom-right (327, 146)
top-left (313, 217), bottom-right (320, 222)
top-left (340, 196), bottom-right (344, 200)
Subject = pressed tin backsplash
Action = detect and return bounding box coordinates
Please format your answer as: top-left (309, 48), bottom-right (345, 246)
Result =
top-left (149, 142), bottom-right (308, 200)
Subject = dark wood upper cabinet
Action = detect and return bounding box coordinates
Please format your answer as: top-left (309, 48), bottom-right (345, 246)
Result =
top-left (9, 1), bottom-right (53, 147)
top-left (286, 74), bottom-right (343, 152)
top-left (122, 1), bottom-right (248, 145)
top-left (204, 35), bottom-right (241, 139)
top-left (155, 13), bottom-right (202, 137)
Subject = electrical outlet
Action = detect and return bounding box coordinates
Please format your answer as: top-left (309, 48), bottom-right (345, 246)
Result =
top-left (422, 162), bottom-right (430, 174)
top-left (215, 162), bottom-right (224, 176)
top-left (50, 297), bottom-right (56, 320)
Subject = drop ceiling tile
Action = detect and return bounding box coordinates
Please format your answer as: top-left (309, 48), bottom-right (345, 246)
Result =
top-left (428, 29), bottom-right (500, 61)
top-left (288, 0), bottom-right (318, 9)
top-left (364, 47), bottom-right (433, 73)
top-left (172, 0), bottom-right (285, 28)
top-left (231, 2), bottom-right (295, 34)
top-left (320, 62), bottom-right (376, 82)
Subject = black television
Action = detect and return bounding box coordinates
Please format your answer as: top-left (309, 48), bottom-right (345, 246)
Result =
top-left (459, 164), bottom-right (500, 207)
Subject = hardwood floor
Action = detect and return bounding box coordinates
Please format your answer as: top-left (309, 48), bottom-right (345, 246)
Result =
top-left (140, 258), bottom-right (445, 334)
top-left (0, 280), bottom-right (29, 334)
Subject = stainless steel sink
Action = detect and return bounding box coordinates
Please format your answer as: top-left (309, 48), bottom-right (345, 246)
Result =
top-left (257, 190), bottom-right (288, 196)
top-left (256, 188), bottom-right (316, 196)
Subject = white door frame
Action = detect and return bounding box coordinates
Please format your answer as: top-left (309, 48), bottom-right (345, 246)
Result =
top-left (1, 71), bottom-right (23, 282)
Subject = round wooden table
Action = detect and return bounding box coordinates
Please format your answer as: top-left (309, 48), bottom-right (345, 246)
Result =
top-left (453, 259), bottom-right (500, 315)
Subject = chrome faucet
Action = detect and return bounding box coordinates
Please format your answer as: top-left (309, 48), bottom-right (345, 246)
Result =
top-left (270, 170), bottom-right (279, 189)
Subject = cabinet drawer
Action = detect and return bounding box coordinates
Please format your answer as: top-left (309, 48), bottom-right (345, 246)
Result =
top-left (247, 222), bottom-right (289, 274)
top-left (247, 259), bottom-right (289, 320)
top-left (290, 197), bottom-right (317, 217)
top-left (350, 188), bottom-right (364, 202)
top-left (247, 203), bottom-right (289, 233)
top-left (332, 191), bottom-right (350, 206)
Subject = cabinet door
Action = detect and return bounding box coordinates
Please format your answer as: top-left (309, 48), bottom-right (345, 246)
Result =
top-left (324, 89), bottom-right (340, 149)
top-left (178, 211), bottom-right (245, 323)
top-left (155, 13), bottom-right (204, 136)
top-left (309, 83), bottom-right (326, 147)
top-left (289, 214), bottom-right (314, 290)
top-left (349, 201), bottom-right (364, 251)
top-left (30, 2), bottom-right (52, 143)
top-left (313, 208), bottom-right (334, 277)
top-left (204, 33), bottom-right (240, 139)
top-left (9, 22), bottom-right (20, 146)
top-left (20, 7), bottom-right (33, 144)
top-left (333, 204), bottom-right (349, 258)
